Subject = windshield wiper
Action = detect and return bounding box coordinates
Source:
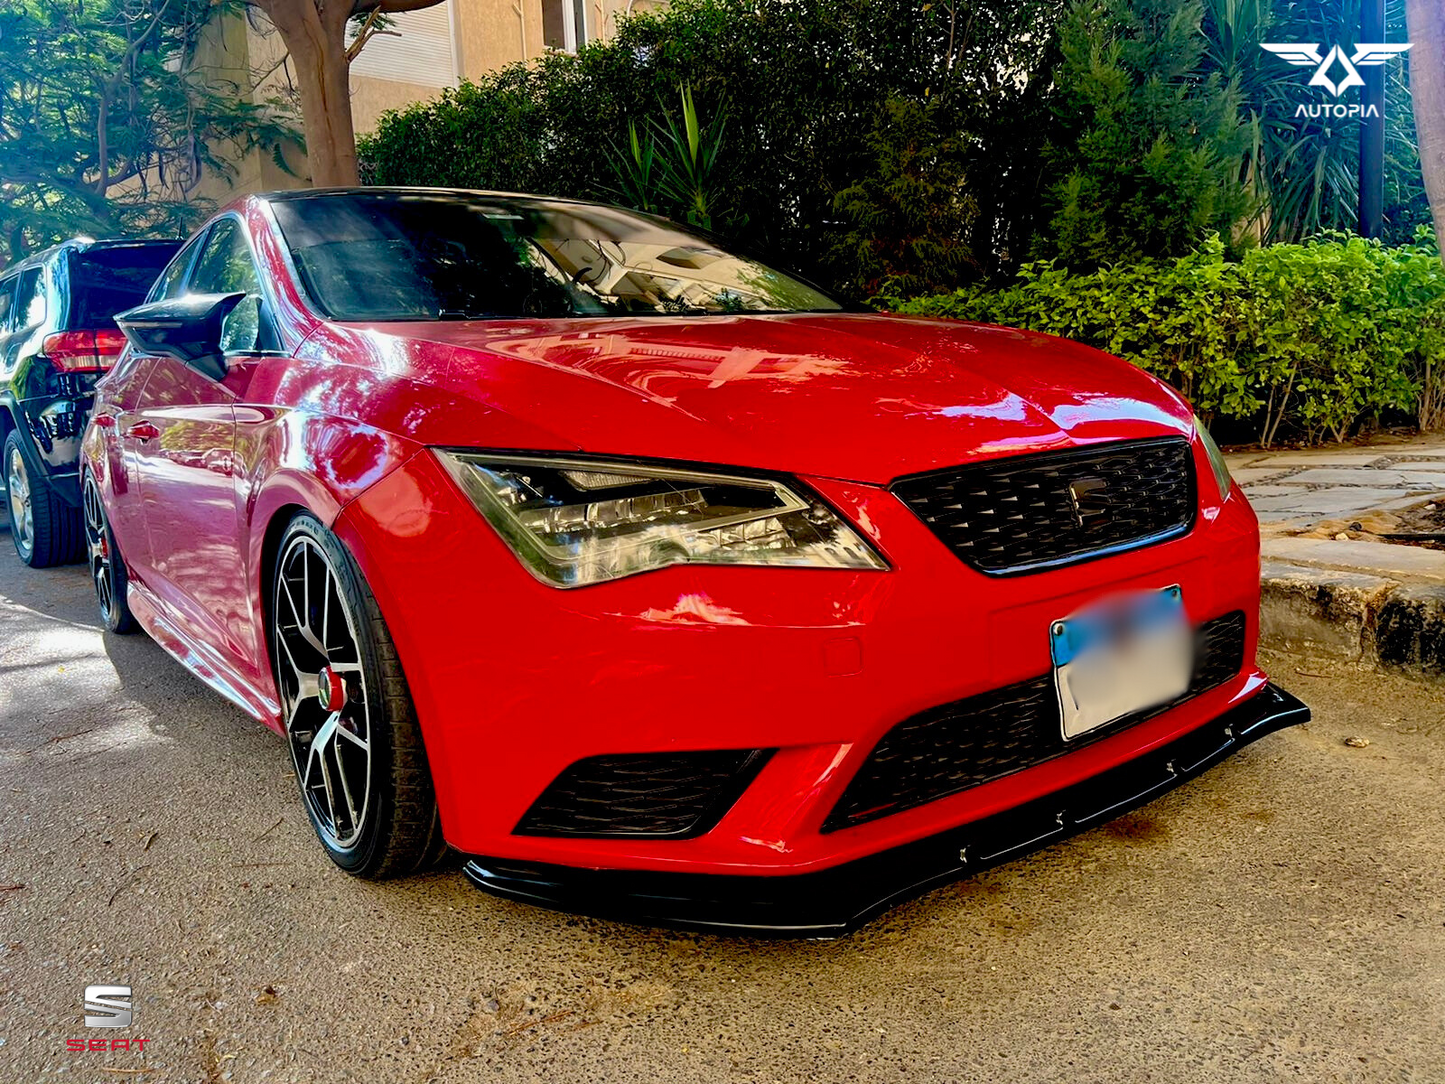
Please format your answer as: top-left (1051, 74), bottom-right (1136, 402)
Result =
top-left (437, 309), bottom-right (510, 320)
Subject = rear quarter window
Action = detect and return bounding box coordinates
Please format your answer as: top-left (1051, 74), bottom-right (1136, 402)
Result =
top-left (66, 244), bottom-right (181, 329)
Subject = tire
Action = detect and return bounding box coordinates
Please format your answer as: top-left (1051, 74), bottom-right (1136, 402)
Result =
top-left (271, 513), bottom-right (446, 878)
top-left (82, 470), bottom-right (136, 634)
top-left (5, 429), bottom-right (83, 567)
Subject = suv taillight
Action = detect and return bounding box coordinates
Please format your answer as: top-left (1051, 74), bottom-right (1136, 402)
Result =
top-left (41, 329), bottom-right (126, 372)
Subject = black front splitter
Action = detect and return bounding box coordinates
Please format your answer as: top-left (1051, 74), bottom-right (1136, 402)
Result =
top-left (463, 682), bottom-right (1309, 937)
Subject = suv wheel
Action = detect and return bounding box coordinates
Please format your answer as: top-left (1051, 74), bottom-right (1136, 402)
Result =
top-left (4, 430), bottom-right (83, 567)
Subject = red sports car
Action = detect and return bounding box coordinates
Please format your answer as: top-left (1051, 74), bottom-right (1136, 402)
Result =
top-left (84, 188), bottom-right (1306, 934)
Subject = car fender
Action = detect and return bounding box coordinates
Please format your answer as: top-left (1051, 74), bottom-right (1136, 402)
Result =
top-left (0, 391), bottom-right (48, 490)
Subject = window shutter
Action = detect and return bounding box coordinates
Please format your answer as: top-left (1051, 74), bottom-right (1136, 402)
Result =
top-left (349, 6), bottom-right (457, 89)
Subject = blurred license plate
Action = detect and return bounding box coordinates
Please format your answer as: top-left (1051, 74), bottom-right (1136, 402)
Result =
top-left (1050, 586), bottom-right (1193, 741)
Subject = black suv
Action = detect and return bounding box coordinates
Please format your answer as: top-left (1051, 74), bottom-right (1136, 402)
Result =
top-left (1, 238), bottom-right (180, 567)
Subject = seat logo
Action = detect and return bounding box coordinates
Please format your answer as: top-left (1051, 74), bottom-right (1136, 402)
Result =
top-left (84, 984), bottom-right (132, 1028)
top-left (1068, 477), bottom-right (1110, 529)
top-left (1260, 43), bottom-right (1412, 98)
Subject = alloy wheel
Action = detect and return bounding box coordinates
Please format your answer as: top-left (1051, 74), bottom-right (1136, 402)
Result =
top-left (274, 534), bottom-right (373, 851)
top-left (82, 477), bottom-right (115, 619)
top-left (6, 444), bottom-right (33, 554)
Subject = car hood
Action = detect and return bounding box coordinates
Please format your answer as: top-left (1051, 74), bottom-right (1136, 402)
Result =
top-left (390, 313), bottom-right (1194, 485)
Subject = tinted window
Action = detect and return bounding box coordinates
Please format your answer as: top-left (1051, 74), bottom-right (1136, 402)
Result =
top-left (0, 277), bottom-right (14, 330)
top-left (67, 243), bottom-right (181, 329)
top-left (12, 269), bottom-right (45, 332)
top-left (187, 218), bottom-right (277, 353)
top-left (149, 235), bottom-right (204, 304)
top-left (270, 192), bottom-right (843, 321)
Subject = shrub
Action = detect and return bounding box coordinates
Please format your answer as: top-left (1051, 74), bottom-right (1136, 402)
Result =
top-left (359, 0), bottom-right (1067, 291)
top-left (889, 231), bottom-right (1445, 446)
top-left (1041, 0), bottom-right (1254, 267)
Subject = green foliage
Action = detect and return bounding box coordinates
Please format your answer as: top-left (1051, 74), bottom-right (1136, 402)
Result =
top-left (360, 0), bottom-right (1067, 290)
top-left (889, 231), bottom-right (1445, 446)
top-left (0, 0), bottom-right (296, 264)
top-left (828, 95), bottom-right (978, 298)
top-left (607, 85), bottom-right (739, 233)
top-left (1042, 0), bottom-right (1255, 266)
top-left (1200, 0), bottom-right (1428, 245)
top-left (360, 0), bottom-right (1431, 291)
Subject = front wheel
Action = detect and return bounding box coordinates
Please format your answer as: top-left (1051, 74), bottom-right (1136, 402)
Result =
top-left (5, 430), bottom-right (82, 567)
top-left (271, 514), bottom-right (446, 878)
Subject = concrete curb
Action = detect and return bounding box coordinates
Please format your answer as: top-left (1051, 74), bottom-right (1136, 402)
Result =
top-left (1260, 559), bottom-right (1445, 677)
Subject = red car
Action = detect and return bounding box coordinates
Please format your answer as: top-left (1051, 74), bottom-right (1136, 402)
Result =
top-left (84, 189), bottom-right (1307, 934)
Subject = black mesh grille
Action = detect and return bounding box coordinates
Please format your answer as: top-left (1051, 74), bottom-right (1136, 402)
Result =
top-left (822, 611), bottom-right (1247, 832)
top-left (515, 749), bottom-right (773, 838)
top-left (891, 437), bottom-right (1196, 575)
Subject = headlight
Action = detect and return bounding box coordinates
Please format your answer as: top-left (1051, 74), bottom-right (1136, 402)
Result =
top-left (434, 451), bottom-right (888, 587)
top-left (1194, 414), bottom-right (1232, 500)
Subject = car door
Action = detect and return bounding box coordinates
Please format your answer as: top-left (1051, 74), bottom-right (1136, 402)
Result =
top-left (97, 235), bottom-right (205, 578)
top-left (129, 217), bottom-right (282, 679)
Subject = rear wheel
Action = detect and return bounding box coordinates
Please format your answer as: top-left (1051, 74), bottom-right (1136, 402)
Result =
top-left (82, 471), bottom-right (136, 633)
top-left (5, 430), bottom-right (82, 567)
top-left (271, 514), bottom-right (445, 878)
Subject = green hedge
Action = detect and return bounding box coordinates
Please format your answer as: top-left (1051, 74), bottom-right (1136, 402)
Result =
top-left (889, 233), bottom-right (1445, 446)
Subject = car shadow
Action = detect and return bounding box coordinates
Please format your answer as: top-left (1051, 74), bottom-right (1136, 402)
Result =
top-left (0, 506), bottom-right (1276, 957)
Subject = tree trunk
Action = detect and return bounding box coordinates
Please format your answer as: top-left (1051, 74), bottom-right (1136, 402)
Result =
top-left (250, 0), bottom-right (446, 187)
top-left (252, 0), bottom-right (361, 187)
top-left (1407, 0), bottom-right (1445, 261)
top-left (292, 29), bottom-right (359, 186)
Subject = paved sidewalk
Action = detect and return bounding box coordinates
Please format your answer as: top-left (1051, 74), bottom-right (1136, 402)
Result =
top-left (1229, 434), bottom-right (1445, 675)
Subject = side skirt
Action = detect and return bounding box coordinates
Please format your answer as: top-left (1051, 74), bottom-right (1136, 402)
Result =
top-left (126, 579), bottom-right (283, 731)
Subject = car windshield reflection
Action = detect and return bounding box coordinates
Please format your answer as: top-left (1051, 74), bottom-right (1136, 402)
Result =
top-left (269, 191), bottom-right (845, 322)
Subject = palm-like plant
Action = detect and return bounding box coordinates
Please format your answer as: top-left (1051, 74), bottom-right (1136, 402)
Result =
top-left (608, 85), bottom-right (734, 233)
top-left (1203, 0), bottom-right (1422, 243)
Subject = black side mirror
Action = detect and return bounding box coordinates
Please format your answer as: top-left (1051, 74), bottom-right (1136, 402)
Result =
top-left (114, 292), bottom-right (245, 382)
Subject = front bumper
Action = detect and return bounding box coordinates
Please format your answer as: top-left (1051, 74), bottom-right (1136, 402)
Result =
top-left (463, 683), bottom-right (1308, 935)
top-left (335, 439), bottom-right (1271, 884)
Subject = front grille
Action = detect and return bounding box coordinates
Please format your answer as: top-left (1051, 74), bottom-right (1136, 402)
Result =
top-left (891, 437), bottom-right (1196, 575)
top-left (822, 611), bottom-right (1247, 832)
top-left (515, 749), bottom-right (774, 839)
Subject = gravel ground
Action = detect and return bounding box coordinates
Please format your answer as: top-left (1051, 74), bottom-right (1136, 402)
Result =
top-left (1, 515), bottom-right (1442, 1084)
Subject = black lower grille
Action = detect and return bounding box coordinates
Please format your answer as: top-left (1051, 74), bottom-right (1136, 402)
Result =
top-left (822, 611), bottom-right (1247, 832)
top-left (891, 437), bottom-right (1196, 575)
top-left (515, 749), bottom-right (774, 838)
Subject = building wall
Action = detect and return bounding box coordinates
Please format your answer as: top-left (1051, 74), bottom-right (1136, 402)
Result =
top-left (184, 0), bottom-right (668, 205)
top-left (350, 0), bottom-right (667, 134)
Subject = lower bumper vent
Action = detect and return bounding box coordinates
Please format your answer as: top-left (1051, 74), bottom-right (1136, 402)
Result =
top-left (823, 610), bottom-right (1247, 832)
top-left (515, 748), bottom-right (774, 839)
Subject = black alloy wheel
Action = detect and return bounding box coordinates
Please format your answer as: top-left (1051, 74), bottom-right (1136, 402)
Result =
top-left (271, 513), bottom-right (446, 878)
top-left (82, 471), bottom-right (136, 633)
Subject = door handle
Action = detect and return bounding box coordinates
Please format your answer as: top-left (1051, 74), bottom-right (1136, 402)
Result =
top-left (126, 422), bottom-right (160, 442)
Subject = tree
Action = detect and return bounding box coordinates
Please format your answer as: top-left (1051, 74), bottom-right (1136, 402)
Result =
top-left (1041, 0), bottom-right (1254, 267)
top-left (1200, 0), bottom-right (1428, 246)
top-left (0, 0), bottom-right (296, 263)
top-left (244, 0), bottom-right (448, 187)
top-left (1406, 0), bottom-right (1445, 262)
top-left (360, 0), bottom-right (1070, 285)
top-left (829, 95), bottom-right (979, 298)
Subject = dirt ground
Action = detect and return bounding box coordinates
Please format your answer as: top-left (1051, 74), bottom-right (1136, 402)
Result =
top-left (1, 522), bottom-right (1442, 1084)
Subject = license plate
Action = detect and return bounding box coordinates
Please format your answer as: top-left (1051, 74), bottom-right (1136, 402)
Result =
top-left (1050, 586), bottom-right (1193, 741)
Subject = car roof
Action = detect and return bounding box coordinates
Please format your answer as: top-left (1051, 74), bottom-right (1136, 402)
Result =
top-left (254, 186), bottom-right (598, 208)
top-left (2, 237), bottom-right (182, 278)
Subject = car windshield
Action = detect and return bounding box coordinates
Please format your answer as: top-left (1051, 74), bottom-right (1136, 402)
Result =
top-left (268, 191), bottom-right (844, 321)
